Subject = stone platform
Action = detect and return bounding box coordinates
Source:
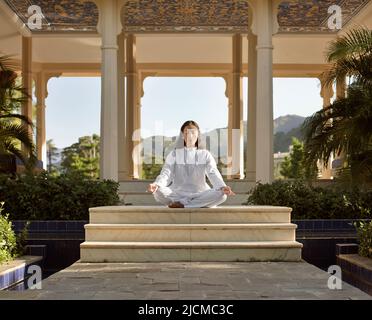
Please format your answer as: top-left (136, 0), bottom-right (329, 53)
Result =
top-left (80, 206), bottom-right (303, 262)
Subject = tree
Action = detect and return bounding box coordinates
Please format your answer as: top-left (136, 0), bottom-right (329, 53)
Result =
top-left (46, 139), bottom-right (60, 175)
top-left (280, 137), bottom-right (318, 180)
top-left (274, 125), bottom-right (304, 153)
top-left (302, 28), bottom-right (372, 187)
top-left (142, 156), bottom-right (163, 179)
top-left (0, 55), bottom-right (37, 173)
top-left (61, 134), bottom-right (100, 178)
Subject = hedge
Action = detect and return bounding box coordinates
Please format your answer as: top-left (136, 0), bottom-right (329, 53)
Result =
top-left (0, 171), bottom-right (120, 220)
top-left (246, 180), bottom-right (372, 219)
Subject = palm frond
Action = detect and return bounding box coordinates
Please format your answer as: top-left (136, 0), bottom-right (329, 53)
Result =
top-left (0, 122), bottom-right (35, 151)
top-left (320, 27), bottom-right (372, 87)
top-left (0, 54), bottom-right (37, 173)
top-left (0, 113), bottom-right (34, 127)
top-left (0, 139), bottom-right (28, 165)
top-left (327, 27), bottom-right (372, 62)
top-left (0, 55), bottom-right (18, 71)
top-left (302, 82), bottom-right (372, 173)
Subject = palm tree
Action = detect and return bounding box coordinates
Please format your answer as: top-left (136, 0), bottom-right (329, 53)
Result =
top-left (0, 55), bottom-right (37, 173)
top-left (302, 27), bottom-right (372, 187)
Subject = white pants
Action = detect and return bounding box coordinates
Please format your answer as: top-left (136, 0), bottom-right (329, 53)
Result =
top-left (153, 186), bottom-right (227, 208)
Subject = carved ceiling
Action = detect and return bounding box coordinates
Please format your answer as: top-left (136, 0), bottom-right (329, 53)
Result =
top-left (3, 0), bottom-right (370, 33)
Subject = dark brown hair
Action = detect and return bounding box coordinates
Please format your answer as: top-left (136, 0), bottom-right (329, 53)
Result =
top-left (180, 120), bottom-right (200, 148)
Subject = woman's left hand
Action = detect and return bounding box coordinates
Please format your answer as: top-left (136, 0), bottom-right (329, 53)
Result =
top-left (220, 186), bottom-right (236, 196)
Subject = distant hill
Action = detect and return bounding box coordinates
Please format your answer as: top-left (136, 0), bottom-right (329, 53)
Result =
top-left (273, 115), bottom-right (308, 152)
top-left (52, 115), bottom-right (308, 164)
top-left (137, 114), bottom-right (308, 160)
top-left (274, 115), bottom-right (306, 134)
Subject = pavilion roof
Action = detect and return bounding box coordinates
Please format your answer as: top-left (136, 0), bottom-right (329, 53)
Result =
top-left (4, 0), bottom-right (370, 34)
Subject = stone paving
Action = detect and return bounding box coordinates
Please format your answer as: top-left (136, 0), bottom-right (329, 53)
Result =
top-left (0, 260), bottom-right (370, 300)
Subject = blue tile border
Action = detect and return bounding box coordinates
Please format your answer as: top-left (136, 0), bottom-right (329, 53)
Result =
top-left (9, 218), bottom-right (370, 235)
top-left (336, 243), bottom-right (359, 255)
top-left (336, 254), bottom-right (372, 295)
top-left (66, 221), bottom-right (77, 231)
top-left (11, 220), bottom-right (88, 234)
top-left (26, 245), bottom-right (47, 259)
top-left (293, 219), bottom-right (370, 233)
top-left (0, 256), bottom-right (43, 290)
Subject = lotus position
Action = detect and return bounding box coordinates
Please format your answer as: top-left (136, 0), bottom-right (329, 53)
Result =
top-left (147, 120), bottom-right (235, 208)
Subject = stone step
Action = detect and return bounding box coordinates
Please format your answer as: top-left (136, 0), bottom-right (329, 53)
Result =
top-left (80, 241), bottom-right (303, 262)
top-left (85, 223), bottom-right (297, 242)
top-left (82, 205), bottom-right (301, 262)
top-left (119, 180), bottom-right (256, 194)
top-left (89, 205), bottom-right (292, 224)
top-left (119, 193), bottom-right (249, 205)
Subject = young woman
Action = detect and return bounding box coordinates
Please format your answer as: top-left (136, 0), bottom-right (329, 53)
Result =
top-left (147, 120), bottom-right (235, 208)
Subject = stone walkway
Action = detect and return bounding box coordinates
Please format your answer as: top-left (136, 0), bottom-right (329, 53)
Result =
top-left (0, 261), bottom-right (370, 300)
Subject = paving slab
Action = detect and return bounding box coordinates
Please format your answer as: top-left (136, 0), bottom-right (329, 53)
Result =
top-left (0, 260), bottom-right (370, 300)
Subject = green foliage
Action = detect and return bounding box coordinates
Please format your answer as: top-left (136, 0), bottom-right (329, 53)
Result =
top-left (0, 202), bottom-right (30, 264)
top-left (15, 221), bottom-right (29, 257)
top-left (302, 27), bottom-right (372, 187)
top-left (0, 202), bottom-right (17, 263)
top-left (274, 125), bottom-right (304, 153)
top-left (353, 220), bottom-right (372, 258)
top-left (246, 180), bottom-right (372, 219)
top-left (0, 171), bottom-right (120, 220)
top-left (217, 160), bottom-right (228, 178)
top-left (46, 139), bottom-right (60, 176)
top-left (142, 156), bottom-right (163, 179)
top-left (61, 135), bottom-right (100, 179)
top-left (280, 137), bottom-right (318, 180)
top-left (0, 55), bottom-right (37, 172)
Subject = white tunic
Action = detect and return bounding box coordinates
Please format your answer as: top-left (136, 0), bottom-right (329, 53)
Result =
top-left (154, 147), bottom-right (227, 197)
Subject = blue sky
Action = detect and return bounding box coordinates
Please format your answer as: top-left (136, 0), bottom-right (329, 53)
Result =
top-left (45, 77), bottom-right (324, 149)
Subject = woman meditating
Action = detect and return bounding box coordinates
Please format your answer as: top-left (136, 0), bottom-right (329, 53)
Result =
top-left (147, 120), bottom-right (235, 208)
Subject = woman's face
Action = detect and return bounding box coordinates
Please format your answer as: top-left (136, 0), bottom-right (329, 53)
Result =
top-left (182, 125), bottom-right (199, 146)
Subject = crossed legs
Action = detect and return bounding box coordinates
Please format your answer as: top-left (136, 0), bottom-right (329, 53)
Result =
top-left (153, 186), bottom-right (227, 208)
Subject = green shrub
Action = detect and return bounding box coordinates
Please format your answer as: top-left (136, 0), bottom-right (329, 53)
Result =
top-left (0, 202), bottom-right (30, 264)
top-left (0, 202), bottom-right (17, 263)
top-left (353, 220), bottom-right (372, 258)
top-left (246, 180), bottom-right (372, 219)
top-left (0, 171), bottom-right (120, 220)
top-left (15, 220), bottom-right (30, 257)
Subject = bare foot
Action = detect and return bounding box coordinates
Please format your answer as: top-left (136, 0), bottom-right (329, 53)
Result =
top-left (168, 201), bottom-right (185, 208)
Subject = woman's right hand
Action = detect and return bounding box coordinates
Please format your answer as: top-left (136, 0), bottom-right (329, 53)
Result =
top-left (147, 183), bottom-right (159, 193)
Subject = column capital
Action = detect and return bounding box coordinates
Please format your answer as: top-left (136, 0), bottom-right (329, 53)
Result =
top-left (81, 0), bottom-right (124, 38)
top-left (248, 0), bottom-right (283, 36)
top-left (139, 75), bottom-right (146, 99)
top-left (318, 75), bottom-right (334, 100)
top-left (222, 74), bottom-right (232, 101)
top-left (33, 72), bottom-right (62, 101)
